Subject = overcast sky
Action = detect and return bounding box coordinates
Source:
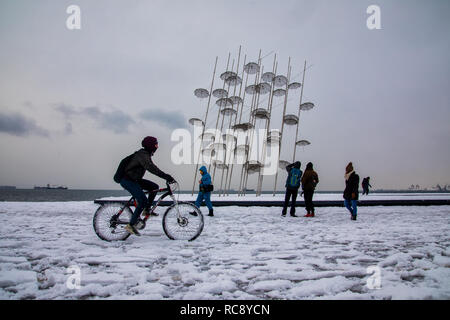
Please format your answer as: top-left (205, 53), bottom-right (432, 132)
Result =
top-left (0, 0), bottom-right (449, 191)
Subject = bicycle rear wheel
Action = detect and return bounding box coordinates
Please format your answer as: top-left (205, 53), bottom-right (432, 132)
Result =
top-left (162, 202), bottom-right (204, 241)
top-left (93, 203), bottom-right (132, 241)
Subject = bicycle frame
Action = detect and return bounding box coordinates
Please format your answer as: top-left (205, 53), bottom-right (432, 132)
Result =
top-left (113, 183), bottom-right (180, 224)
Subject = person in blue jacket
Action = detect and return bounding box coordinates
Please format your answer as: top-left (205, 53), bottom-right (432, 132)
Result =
top-left (193, 166), bottom-right (214, 217)
top-left (282, 161), bottom-right (303, 217)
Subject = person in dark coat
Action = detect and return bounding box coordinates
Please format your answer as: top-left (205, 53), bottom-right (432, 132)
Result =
top-left (362, 177), bottom-right (372, 195)
top-left (343, 162), bottom-right (359, 220)
top-left (120, 136), bottom-right (175, 236)
top-left (301, 162), bottom-right (319, 217)
top-left (282, 161), bottom-right (302, 217)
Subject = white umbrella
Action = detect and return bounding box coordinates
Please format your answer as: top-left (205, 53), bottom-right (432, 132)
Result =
top-left (257, 82), bottom-right (271, 95)
top-left (229, 96), bottom-right (243, 105)
top-left (273, 88), bottom-right (286, 97)
top-left (232, 122), bottom-right (254, 131)
top-left (220, 107), bottom-right (237, 116)
top-left (212, 88), bottom-right (228, 98)
top-left (299, 102), bottom-right (315, 111)
top-left (252, 108), bottom-right (270, 119)
top-left (244, 62), bottom-right (260, 74)
top-left (261, 72), bottom-right (275, 82)
top-left (194, 88), bottom-right (209, 98)
top-left (273, 75), bottom-right (288, 87)
top-left (216, 97), bottom-right (233, 107)
top-left (283, 114), bottom-right (299, 125)
top-left (225, 75), bottom-right (242, 86)
top-left (288, 82), bottom-right (302, 90)
top-left (220, 71), bottom-right (237, 80)
top-left (188, 118), bottom-right (204, 126)
top-left (296, 140), bottom-right (311, 146)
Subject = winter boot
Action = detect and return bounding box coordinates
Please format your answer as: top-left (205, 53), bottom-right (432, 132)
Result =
top-left (208, 209), bottom-right (214, 217)
top-left (304, 212), bottom-right (311, 217)
top-left (125, 224), bottom-right (141, 236)
top-left (189, 210), bottom-right (198, 216)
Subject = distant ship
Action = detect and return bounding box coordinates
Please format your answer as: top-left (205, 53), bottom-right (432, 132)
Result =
top-left (0, 186), bottom-right (16, 190)
top-left (34, 184), bottom-right (68, 190)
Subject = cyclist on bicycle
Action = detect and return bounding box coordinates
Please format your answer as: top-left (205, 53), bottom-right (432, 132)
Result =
top-left (120, 136), bottom-right (175, 236)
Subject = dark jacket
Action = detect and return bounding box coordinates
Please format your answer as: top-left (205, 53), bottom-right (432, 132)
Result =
top-left (344, 172), bottom-right (360, 200)
top-left (124, 148), bottom-right (171, 182)
top-left (301, 169), bottom-right (319, 191)
top-left (362, 178), bottom-right (372, 188)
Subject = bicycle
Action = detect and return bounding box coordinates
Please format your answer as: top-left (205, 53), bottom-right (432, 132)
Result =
top-left (93, 182), bottom-right (204, 242)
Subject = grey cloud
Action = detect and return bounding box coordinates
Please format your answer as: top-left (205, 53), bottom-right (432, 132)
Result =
top-left (84, 106), bottom-right (135, 134)
top-left (0, 111), bottom-right (49, 137)
top-left (139, 109), bottom-right (187, 129)
top-left (54, 103), bottom-right (78, 119)
top-left (54, 104), bottom-right (135, 134)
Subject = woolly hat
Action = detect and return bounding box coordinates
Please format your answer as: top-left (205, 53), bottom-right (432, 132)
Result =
top-left (142, 136), bottom-right (158, 153)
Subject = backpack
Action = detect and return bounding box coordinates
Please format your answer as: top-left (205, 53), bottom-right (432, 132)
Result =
top-left (287, 168), bottom-right (302, 189)
top-left (113, 152), bottom-right (137, 183)
top-left (202, 184), bottom-right (214, 192)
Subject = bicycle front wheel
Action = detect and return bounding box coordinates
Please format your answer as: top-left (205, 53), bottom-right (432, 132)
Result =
top-left (162, 202), bottom-right (204, 241)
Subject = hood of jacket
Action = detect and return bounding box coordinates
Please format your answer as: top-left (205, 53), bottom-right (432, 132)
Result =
top-left (199, 166), bottom-right (208, 174)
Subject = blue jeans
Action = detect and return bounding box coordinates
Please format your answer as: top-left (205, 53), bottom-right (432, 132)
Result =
top-left (195, 191), bottom-right (213, 210)
top-left (344, 199), bottom-right (358, 216)
top-left (282, 188), bottom-right (298, 215)
top-left (120, 178), bottom-right (158, 225)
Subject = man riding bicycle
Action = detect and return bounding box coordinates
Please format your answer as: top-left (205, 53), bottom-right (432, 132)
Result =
top-left (118, 136), bottom-right (175, 236)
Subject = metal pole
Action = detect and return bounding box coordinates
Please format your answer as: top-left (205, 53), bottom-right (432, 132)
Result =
top-left (209, 53), bottom-right (231, 174)
top-left (240, 50), bottom-right (261, 196)
top-left (256, 54), bottom-right (277, 196)
top-left (272, 57), bottom-right (291, 196)
top-left (191, 56), bottom-right (218, 195)
top-left (223, 46), bottom-right (242, 196)
top-left (236, 60), bottom-right (251, 196)
top-left (292, 60), bottom-right (307, 162)
top-left (243, 50), bottom-right (263, 196)
top-left (217, 57), bottom-right (236, 196)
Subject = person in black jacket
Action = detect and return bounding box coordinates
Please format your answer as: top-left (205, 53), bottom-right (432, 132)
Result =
top-left (301, 162), bottom-right (319, 217)
top-left (343, 162), bottom-right (359, 220)
top-left (282, 161), bottom-right (302, 217)
top-left (120, 136), bottom-right (175, 236)
top-left (362, 177), bottom-right (372, 195)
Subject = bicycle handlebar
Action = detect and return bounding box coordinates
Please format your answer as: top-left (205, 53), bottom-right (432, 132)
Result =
top-left (142, 180), bottom-right (178, 195)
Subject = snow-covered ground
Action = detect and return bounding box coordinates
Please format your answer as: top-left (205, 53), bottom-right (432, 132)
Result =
top-left (0, 201), bottom-right (449, 300)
